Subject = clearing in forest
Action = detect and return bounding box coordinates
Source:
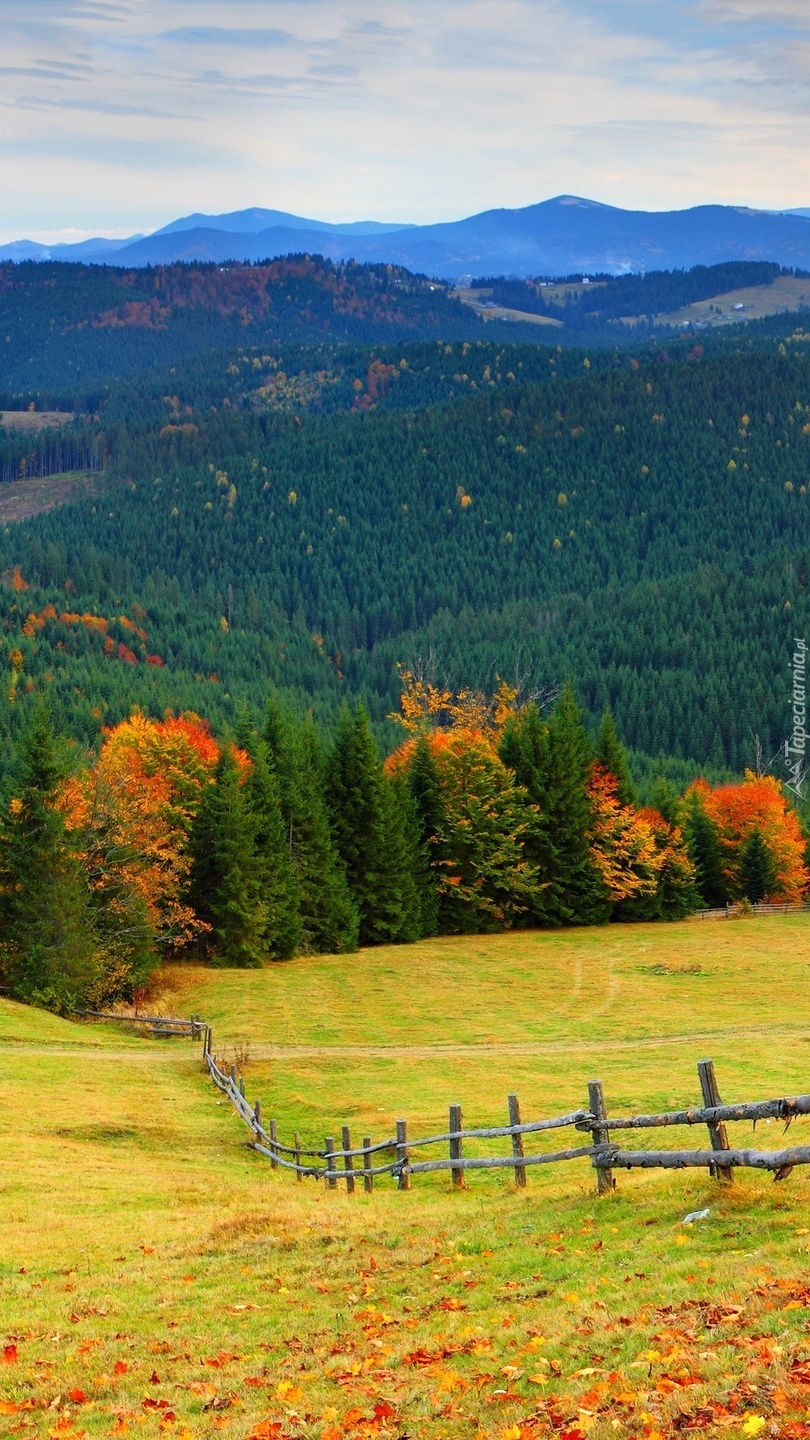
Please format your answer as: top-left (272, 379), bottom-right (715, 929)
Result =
top-left (3, 914), bottom-right (810, 1439)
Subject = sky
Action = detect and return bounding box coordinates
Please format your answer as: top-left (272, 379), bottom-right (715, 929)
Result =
top-left (2, 0), bottom-right (810, 244)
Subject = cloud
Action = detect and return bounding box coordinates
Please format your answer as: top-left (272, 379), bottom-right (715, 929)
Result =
top-left (161, 27), bottom-right (298, 47)
top-left (3, 0), bottom-right (810, 244)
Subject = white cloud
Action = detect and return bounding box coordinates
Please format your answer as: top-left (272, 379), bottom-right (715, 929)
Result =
top-left (1, 0), bottom-right (810, 243)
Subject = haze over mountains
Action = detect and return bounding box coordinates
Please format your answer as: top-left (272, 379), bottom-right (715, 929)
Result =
top-left (4, 197), bottom-right (810, 279)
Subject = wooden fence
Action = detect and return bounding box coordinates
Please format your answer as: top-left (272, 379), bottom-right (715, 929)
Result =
top-left (202, 1027), bottom-right (810, 1195)
top-left (72, 1008), bottom-right (206, 1040)
top-left (696, 902), bottom-right (806, 919)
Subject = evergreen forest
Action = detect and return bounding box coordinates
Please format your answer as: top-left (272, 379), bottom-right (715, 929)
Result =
top-left (0, 253), bottom-right (808, 1001)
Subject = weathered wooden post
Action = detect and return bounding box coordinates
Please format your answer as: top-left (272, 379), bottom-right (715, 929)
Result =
top-left (449, 1105), bottom-right (465, 1189)
top-left (508, 1094), bottom-right (527, 1188)
top-left (362, 1136), bottom-right (373, 1194)
top-left (253, 1099), bottom-right (262, 1136)
top-left (294, 1132), bottom-right (303, 1181)
top-left (269, 1118), bottom-right (279, 1169)
top-left (588, 1080), bottom-right (614, 1195)
top-left (396, 1119), bottom-right (410, 1191)
top-left (698, 1059), bottom-right (733, 1184)
top-left (342, 1125), bottom-right (355, 1194)
top-left (325, 1135), bottom-right (337, 1190)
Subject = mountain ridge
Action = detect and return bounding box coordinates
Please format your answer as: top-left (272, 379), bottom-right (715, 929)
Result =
top-left (4, 195), bottom-right (810, 278)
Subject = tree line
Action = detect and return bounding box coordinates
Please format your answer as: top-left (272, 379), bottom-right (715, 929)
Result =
top-left (0, 680), bottom-right (805, 1013)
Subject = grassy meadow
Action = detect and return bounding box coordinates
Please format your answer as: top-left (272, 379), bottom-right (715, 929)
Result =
top-left (3, 914), bottom-right (810, 1440)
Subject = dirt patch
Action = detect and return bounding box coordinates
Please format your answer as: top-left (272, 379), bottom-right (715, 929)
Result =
top-left (0, 470), bottom-right (102, 523)
top-left (0, 410), bottom-right (74, 432)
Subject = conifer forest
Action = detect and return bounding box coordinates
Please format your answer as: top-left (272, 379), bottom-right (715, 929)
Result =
top-left (0, 254), bottom-right (809, 1007)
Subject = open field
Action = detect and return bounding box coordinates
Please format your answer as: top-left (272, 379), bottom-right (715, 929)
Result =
top-left (0, 411), bottom-right (75, 433)
top-left (4, 916), bottom-right (810, 1439)
top-left (452, 289), bottom-right (563, 326)
top-left (649, 275), bottom-right (810, 329)
top-left (0, 470), bottom-right (102, 524)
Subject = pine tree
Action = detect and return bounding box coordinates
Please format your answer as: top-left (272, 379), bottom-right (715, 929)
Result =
top-left (542, 684), bottom-right (610, 924)
top-left (0, 704), bottom-right (96, 1009)
top-left (681, 794), bottom-right (728, 907)
top-left (188, 747), bottom-right (266, 968)
top-left (738, 826), bottom-right (778, 903)
top-left (326, 704), bottom-right (420, 945)
top-left (595, 709), bottom-right (636, 807)
top-left (263, 700), bottom-right (359, 954)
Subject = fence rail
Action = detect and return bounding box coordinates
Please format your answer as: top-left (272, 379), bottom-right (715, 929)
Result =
top-left (73, 1009), bottom-right (206, 1039)
top-left (696, 902), bottom-right (806, 919)
top-left (202, 1026), bottom-right (810, 1195)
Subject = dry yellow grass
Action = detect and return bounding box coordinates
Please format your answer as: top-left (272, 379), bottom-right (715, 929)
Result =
top-left (4, 915), bottom-right (810, 1439)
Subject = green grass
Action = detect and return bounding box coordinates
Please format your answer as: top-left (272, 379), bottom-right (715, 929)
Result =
top-left (4, 916), bottom-right (810, 1440)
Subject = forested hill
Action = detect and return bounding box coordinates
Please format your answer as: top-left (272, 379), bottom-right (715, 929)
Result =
top-left (0, 256), bottom-right (542, 393)
top-left (0, 331), bottom-right (809, 775)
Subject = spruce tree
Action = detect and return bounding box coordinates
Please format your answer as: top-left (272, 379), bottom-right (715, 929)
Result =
top-left (649, 775), bottom-right (679, 826)
top-left (406, 734), bottom-right (443, 935)
top-left (0, 704), bottom-right (96, 1009)
top-left (233, 700), bottom-right (301, 959)
top-left (738, 826), bottom-right (778, 903)
top-left (326, 704), bottom-right (420, 945)
top-left (537, 685), bottom-right (609, 925)
top-left (595, 708), bottom-right (636, 807)
top-left (188, 747), bottom-right (266, 968)
top-left (263, 700), bottom-right (359, 954)
top-left (681, 796), bottom-right (728, 907)
top-left (498, 703), bottom-right (560, 925)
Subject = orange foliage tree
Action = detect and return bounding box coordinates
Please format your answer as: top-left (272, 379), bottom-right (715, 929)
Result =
top-left (690, 772), bottom-right (810, 903)
top-left (63, 712), bottom-right (220, 952)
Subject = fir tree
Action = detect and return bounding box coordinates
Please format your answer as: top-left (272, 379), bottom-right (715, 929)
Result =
top-left (681, 795), bottom-right (728, 907)
top-left (499, 703), bottom-right (561, 925)
top-left (326, 704), bottom-right (420, 945)
top-left (0, 704), bottom-right (96, 1009)
top-left (233, 700), bottom-right (301, 959)
top-left (595, 709), bottom-right (636, 807)
top-left (649, 775), bottom-right (679, 826)
top-left (188, 747), bottom-right (266, 968)
top-left (263, 700), bottom-right (359, 954)
top-left (406, 734), bottom-right (443, 936)
top-left (541, 684), bottom-right (610, 924)
top-left (738, 826), bottom-right (778, 903)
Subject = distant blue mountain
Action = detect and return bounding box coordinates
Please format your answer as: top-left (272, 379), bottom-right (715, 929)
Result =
top-left (152, 207), bottom-right (413, 238)
top-left (4, 196), bottom-right (810, 277)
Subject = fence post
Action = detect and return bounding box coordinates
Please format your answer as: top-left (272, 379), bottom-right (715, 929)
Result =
top-left (294, 1132), bottom-right (303, 1181)
top-left (588, 1080), bottom-right (614, 1195)
top-left (396, 1119), bottom-right (411, 1191)
top-left (508, 1094), bottom-right (527, 1188)
top-left (325, 1135), bottom-right (337, 1190)
top-left (269, 1119), bottom-right (279, 1170)
top-left (253, 1099), bottom-right (262, 1136)
top-left (697, 1059), bottom-right (734, 1184)
top-left (362, 1136), bottom-right (373, 1194)
top-left (342, 1125), bottom-right (355, 1194)
top-left (449, 1105), bottom-right (465, 1189)
top-left (229, 1064), bottom-right (236, 1086)
top-left (238, 1075), bottom-right (246, 1100)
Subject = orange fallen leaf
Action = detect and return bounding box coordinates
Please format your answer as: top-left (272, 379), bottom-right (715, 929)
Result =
top-left (2, 1345), bottom-right (18, 1364)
